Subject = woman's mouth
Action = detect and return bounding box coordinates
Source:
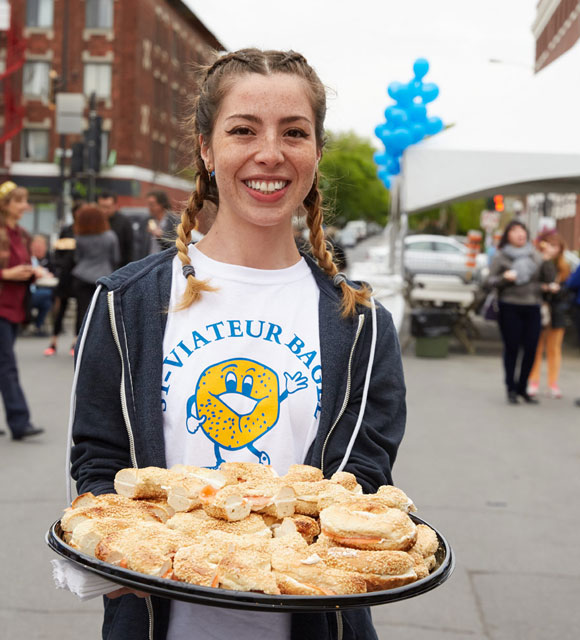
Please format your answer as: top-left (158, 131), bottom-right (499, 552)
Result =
top-left (243, 179), bottom-right (289, 194)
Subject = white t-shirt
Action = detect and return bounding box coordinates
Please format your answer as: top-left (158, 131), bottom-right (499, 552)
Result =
top-left (162, 245), bottom-right (321, 640)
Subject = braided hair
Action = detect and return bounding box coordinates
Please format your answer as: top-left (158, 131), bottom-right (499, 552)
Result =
top-left (176, 48), bottom-right (371, 316)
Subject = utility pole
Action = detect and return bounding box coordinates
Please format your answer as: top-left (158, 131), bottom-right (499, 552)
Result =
top-left (86, 92), bottom-right (101, 203)
top-left (56, 0), bottom-right (70, 228)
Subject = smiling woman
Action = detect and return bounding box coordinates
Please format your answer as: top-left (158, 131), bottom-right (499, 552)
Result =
top-left (70, 48), bottom-right (408, 640)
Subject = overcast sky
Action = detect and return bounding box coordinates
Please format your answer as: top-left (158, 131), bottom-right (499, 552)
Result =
top-left (185, 0), bottom-right (539, 145)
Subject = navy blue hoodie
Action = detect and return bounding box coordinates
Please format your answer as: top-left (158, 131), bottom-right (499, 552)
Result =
top-left (70, 249), bottom-right (406, 640)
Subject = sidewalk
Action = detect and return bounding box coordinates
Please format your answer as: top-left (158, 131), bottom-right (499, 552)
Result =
top-left (1, 323), bottom-right (579, 639)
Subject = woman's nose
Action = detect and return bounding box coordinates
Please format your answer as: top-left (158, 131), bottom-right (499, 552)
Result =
top-left (254, 134), bottom-right (284, 165)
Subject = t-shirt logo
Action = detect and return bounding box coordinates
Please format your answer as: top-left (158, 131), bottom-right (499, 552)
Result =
top-left (185, 358), bottom-right (308, 468)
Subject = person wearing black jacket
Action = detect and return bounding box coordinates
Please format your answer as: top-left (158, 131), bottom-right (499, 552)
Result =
top-left (69, 49), bottom-right (407, 640)
top-left (97, 191), bottom-right (133, 267)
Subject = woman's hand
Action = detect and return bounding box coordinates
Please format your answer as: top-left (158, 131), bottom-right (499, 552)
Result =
top-left (548, 282), bottom-right (561, 293)
top-left (106, 587), bottom-right (149, 599)
top-left (1, 264), bottom-right (35, 281)
top-left (503, 269), bottom-right (517, 282)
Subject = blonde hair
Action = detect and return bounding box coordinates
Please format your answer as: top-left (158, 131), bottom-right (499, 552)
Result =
top-left (0, 184), bottom-right (28, 222)
top-left (175, 48), bottom-right (371, 317)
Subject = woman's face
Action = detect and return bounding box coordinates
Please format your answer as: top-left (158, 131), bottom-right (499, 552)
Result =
top-left (542, 241), bottom-right (560, 260)
top-left (201, 73), bottom-right (320, 233)
top-left (5, 193), bottom-right (30, 223)
top-left (507, 225), bottom-right (527, 247)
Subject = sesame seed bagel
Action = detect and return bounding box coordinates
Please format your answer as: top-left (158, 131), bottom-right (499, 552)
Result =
top-left (319, 501), bottom-right (417, 551)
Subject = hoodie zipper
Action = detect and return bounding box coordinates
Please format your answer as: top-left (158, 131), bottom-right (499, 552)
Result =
top-left (320, 314), bottom-right (365, 475)
top-left (336, 611), bottom-right (344, 640)
top-left (107, 290), bottom-right (138, 469)
top-left (107, 291), bottom-right (153, 639)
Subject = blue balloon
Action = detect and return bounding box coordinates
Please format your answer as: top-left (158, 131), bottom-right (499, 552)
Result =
top-left (374, 123), bottom-right (387, 139)
top-left (384, 106), bottom-right (408, 127)
top-left (373, 151), bottom-right (389, 166)
top-left (377, 167), bottom-right (390, 181)
top-left (425, 116), bottom-right (444, 135)
top-left (420, 82), bottom-right (440, 104)
top-left (386, 157), bottom-right (400, 175)
top-left (394, 83), bottom-right (414, 108)
top-left (409, 79), bottom-right (423, 98)
top-left (413, 58), bottom-right (429, 80)
top-left (387, 81), bottom-right (404, 100)
top-left (407, 103), bottom-right (427, 123)
top-left (410, 123), bottom-right (426, 143)
top-left (392, 128), bottom-right (413, 152)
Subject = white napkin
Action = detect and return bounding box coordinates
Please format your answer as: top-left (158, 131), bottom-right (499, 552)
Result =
top-left (51, 558), bottom-right (119, 601)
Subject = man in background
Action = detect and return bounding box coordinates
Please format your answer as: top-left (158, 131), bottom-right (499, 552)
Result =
top-left (96, 191), bottom-right (133, 266)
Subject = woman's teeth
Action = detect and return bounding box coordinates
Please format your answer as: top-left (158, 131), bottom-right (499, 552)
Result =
top-left (245, 180), bottom-right (287, 194)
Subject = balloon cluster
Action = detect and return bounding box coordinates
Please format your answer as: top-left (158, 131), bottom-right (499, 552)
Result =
top-left (374, 58), bottom-right (443, 189)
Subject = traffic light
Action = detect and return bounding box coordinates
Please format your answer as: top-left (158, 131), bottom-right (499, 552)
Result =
top-left (493, 194), bottom-right (504, 212)
top-left (70, 142), bottom-right (85, 176)
top-left (86, 115), bottom-right (102, 173)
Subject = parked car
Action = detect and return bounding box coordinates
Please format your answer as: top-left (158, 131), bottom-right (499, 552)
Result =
top-left (367, 234), bottom-right (488, 283)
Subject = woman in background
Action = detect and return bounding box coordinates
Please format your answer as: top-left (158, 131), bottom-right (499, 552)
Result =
top-left (0, 181), bottom-right (44, 440)
top-left (488, 220), bottom-right (553, 404)
top-left (71, 204), bottom-right (119, 338)
top-left (527, 231), bottom-right (571, 398)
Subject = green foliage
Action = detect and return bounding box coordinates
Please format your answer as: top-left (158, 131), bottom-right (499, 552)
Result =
top-left (408, 198), bottom-right (487, 235)
top-left (319, 131), bottom-right (389, 227)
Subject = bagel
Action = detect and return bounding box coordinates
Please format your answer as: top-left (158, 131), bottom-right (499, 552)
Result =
top-left (376, 485), bottom-right (417, 513)
top-left (166, 511), bottom-right (272, 539)
top-left (408, 524), bottom-right (439, 579)
top-left (283, 464), bottom-right (323, 483)
top-left (330, 471), bottom-right (363, 493)
top-left (319, 501), bottom-right (417, 551)
top-left (292, 481), bottom-right (352, 516)
top-left (321, 547), bottom-right (417, 592)
top-left (273, 514), bottom-right (320, 544)
top-left (198, 483), bottom-right (252, 521)
top-left (272, 548), bottom-right (366, 595)
top-left (71, 492), bottom-right (173, 522)
top-left (219, 461), bottom-right (278, 485)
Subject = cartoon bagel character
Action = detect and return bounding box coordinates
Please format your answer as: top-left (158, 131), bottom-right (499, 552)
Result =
top-left (186, 358), bottom-right (308, 468)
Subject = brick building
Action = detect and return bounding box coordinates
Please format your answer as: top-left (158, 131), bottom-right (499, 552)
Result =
top-left (530, 0), bottom-right (580, 250)
top-left (0, 0), bottom-right (224, 233)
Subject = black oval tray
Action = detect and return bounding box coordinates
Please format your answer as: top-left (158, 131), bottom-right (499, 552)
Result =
top-left (46, 513), bottom-right (454, 612)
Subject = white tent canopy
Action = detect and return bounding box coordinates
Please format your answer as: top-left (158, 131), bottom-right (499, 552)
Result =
top-left (402, 43), bottom-right (580, 213)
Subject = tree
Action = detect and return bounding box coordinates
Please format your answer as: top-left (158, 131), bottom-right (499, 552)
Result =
top-left (408, 198), bottom-right (487, 235)
top-left (319, 131), bottom-right (389, 227)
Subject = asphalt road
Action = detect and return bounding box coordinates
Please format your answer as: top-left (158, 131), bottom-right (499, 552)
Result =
top-left (1, 280), bottom-right (579, 639)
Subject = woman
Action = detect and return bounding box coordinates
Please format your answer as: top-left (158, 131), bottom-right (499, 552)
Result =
top-left (70, 204), bottom-right (119, 338)
top-left (0, 181), bottom-right (44, 440)
top-left (44, 201), bottom-right (83, 357)
top-left (527, 232), bottom-right (571, 398)
top-left (70, 49), bottom-right (406, 640)
top-left (488, 220), bottom-right (553, 404)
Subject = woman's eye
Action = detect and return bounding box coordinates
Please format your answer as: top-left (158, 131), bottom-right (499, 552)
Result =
top-left (285, 128), bottom-right (309, 139)
top-left (228, 126), bottom-right (254, 136)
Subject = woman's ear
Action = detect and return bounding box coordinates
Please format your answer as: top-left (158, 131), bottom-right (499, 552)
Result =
top-left (199, 135), bottom-right (213, 169)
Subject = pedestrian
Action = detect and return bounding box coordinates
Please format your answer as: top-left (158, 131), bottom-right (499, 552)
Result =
top-left (71, 204), bottom-right (119, 339)
top-left (565, 260), bottom-right (580, 348)
top-left (44, 201), bottom-right (82, 357)
top-left (487, 220), bottom-right (554, 404)
top-left (96, 191), bottom-right (133, 266)
top-left (0, 181), bottom-right (44, 440)
top-left (70, 48), bottom-right (406, 640)
top-left (28, 234), bottom-right (55, 336)
top-left (527, 231), bottom-right (571, 398)
top-left (142, 191), bottom-right (181, 257)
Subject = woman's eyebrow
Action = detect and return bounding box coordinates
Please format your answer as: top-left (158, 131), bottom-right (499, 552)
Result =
top-left (224, 114), bottom-right (312, 125)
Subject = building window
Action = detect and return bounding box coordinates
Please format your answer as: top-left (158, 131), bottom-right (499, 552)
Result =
top-left (84, 63), bottom-right (112, 99)
top-left (21, 129), bottom-right (50, 161)
top-left (22, 61), bottom-right (51, 99)
top-left (26, 0), bottom-right (54, 28)
top-left (86, 0), bottom-right (113, 29)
